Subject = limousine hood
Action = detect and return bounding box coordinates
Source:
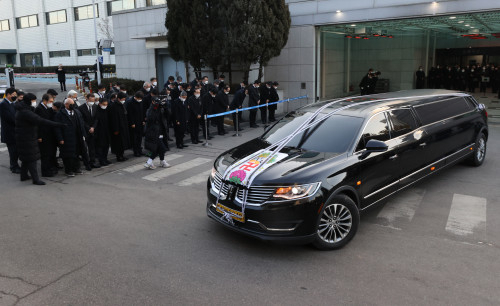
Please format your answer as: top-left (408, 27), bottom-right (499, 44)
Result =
top-left (215, 138), bottom-right (346, 185)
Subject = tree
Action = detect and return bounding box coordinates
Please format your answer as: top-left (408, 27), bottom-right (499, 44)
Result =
top-left (257, 0), bottom-right (291, 81)
top-left (98, 17), bottom-right (114, 40)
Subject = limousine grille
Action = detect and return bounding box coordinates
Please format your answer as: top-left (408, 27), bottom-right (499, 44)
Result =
top-left (212, 171), bottom-right (276, 204)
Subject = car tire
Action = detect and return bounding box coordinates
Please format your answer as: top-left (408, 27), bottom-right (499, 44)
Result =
top-left (312, 194), bottom-right (359, 250)
top-left (468, 132), bottom-right (487, 167)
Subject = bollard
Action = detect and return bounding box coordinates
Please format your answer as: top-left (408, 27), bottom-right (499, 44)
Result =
top-left (233, 109), bottom-right (241, 137)
top-left (203, 114), bottom-right (211, 146)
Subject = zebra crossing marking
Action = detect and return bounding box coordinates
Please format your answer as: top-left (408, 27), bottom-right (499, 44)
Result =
top-left (446, 194), bottom-right (487, 236)
top-left (176, 170), bottom-right (211, 187)
top-left (121, 154), bottom-right (183, 173)
top-left (142, 158), bottom-right (212, 182)
top-left (376, 188), bottom-right (425, 230)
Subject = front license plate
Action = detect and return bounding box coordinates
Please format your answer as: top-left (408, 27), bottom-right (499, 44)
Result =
top-left (216, 203), bottom-right (245, 223)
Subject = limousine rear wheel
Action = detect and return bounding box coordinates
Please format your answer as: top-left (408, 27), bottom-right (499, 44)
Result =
top-left (469, 133), bottom-right (487, 167)
top-left (312, 195), bottom-right (359, 250)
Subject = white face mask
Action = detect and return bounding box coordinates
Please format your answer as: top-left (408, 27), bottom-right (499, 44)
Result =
top-left (100, 105), bottom-right (107, 110)
top-left (120, 100), bottom-right (126, 104)
top-left (99, 91), bottom-right (106, 95)
top-left (194, 94), bottom-right (200, 98)
top-left (47, 103), bottom-right (53, 108)
top-left (145, 87), bottom-right (151, 92)
top-left (204, 81), bottom-right (209, 85)
top-left (88, 102), bottom-right (95, 106)
top-left (121, 91), bottom-right (127, 94)
top-left (225, 91), bottom-right (229, 95)
top-left (31, 101), bottom-right (37, 107)
top-left (152, 82), bottom-right (157, 86)
top-left (180, 98), bottom-right (186, 102)
top-left (136, 99), bottom-right (142, 103)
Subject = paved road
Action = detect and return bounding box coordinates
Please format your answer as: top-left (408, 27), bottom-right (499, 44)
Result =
top-left (0, 82), bottom-right (499, 305)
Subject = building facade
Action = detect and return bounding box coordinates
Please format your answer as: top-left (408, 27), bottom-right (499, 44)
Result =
top-left (112, 0), bottom-right (500, 108)
top-left (0, 0), bottom-right (125, 68)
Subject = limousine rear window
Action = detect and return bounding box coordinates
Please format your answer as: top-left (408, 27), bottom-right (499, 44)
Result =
top-left (414, 97), bottom-right (472, 125)
top-left (262, 113), bottom-right (363, 153)
top-left (388, 109), bottom-right (418, 138)
top-left (356, 112), bottom-right (390, 151)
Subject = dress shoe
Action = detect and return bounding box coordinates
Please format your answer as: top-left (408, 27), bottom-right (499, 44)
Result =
top-left (250, 124), bottom-right (260, 128)
top-left (85, 165), bottom-right (92, 171)
top-left (105, 160), bottom-right (112, 165)
top-left (91, 163), bottom-right (101, 169)
top-left (177, 145), bottom-right (183, 149)
top-left (33, 181), bottom-right (46, 186)
top-left (11, 168), bottom-right (21, 174)
top-left (182, 144), bottom-right (188, 148)
top-left (75, 170), bottom-right (84, 175)
top-left (116, 156), bottom-right (125, 162)
top-left (20, 175), bottom-right (32, 182)
top-left (42, 172), bottom-right (55, 177)
top-left (65, 172), bottom-right (75, 177)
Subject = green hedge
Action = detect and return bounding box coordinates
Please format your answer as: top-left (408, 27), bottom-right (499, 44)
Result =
top-left (90, 77), bottom-right (145, 96)
top-left (13, 65), bottom-right (116, 74)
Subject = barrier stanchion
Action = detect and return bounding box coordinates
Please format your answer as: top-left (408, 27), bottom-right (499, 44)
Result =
top-left (264, 102), bottom-right (269, 128)
top-left (203, 114), bottom-right (211, 146)
top-left (233, 108), bottom-right (240, 137)
top-left (75, 76), bottom-right (79, 90)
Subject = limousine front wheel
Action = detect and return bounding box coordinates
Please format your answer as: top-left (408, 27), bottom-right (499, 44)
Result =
top-left (469, 133), bottom-right (487, 167)
top-left (312, 195), bottom-right (359, 250)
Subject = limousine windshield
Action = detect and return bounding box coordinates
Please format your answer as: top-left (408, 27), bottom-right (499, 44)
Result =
top-left (261, 112), bottom-right (364, 153)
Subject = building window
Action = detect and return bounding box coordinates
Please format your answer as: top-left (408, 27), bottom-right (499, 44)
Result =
top-left (20, 52), bottom-right (43, 67)
top-left (16, 15), bottom-right (39, 29)
top-left (74, 4), bottom-right (99, 21)
top-left (49, 50), bottom-right (70, 58)
top-left (77, 49), bottom-right (103, 56)
top-left (46, 10), bottom-right (67, 25)
top-left (107, 0), bottom-right (135, 16)
top-left (0, 20), bottom-right (10, 32)
top-left (146, 0), bottom-right (167, 6)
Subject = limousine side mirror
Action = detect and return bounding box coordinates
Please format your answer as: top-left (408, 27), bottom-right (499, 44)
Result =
top-left (360, 140), bottom-right (388, 159)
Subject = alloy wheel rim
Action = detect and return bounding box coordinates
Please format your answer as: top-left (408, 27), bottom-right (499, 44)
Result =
top-left (477, 138), bottom-right (486, 162)
top-left (318, 203), bottom-right (352, 243)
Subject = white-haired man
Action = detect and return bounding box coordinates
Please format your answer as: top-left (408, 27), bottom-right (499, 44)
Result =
top-left (67, 90), bottom-right (79, 105)
top-left (140, 82), bottom-right (152, 96)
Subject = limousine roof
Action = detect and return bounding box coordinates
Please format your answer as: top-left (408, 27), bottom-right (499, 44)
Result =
top-left (306, 89), bottom-right (470, 117)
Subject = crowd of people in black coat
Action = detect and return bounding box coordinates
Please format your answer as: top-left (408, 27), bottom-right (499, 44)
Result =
top-left (416, 64), bottom-right (500, 98)
top-left (0, 74), bottom-right (281, 184)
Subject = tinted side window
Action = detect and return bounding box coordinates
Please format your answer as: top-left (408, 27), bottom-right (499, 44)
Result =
top-left (388, 109), bottom-right (418, 138)
top-left (356, 113), bottom-right (390, 151)
top-left (415, 98), bottom-right (471, 125)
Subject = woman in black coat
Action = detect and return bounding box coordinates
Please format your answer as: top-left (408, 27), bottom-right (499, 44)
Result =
top-left (15, 94), bottom-right (64, 185)
top-left (143, 100), bottom-right (170, 169)
top-left (55, 64), bottom-right (66, 92)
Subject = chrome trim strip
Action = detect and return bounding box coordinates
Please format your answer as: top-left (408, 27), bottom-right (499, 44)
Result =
top-left (246, 219), bottom-right (298, 232)
top-left (364, 179), bottom-right (400, 199)
top-left (361, 144), bottom-right (474, 210)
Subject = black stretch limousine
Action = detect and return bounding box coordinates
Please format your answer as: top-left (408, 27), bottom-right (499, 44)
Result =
top-left (206, 90), bottom-right (488, 250)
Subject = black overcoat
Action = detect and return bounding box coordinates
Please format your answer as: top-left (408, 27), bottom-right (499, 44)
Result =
top-left (108, 101), bottom-right (130, 152)
top-left (144, 105), bottom-right (169, 153)
top-left (35, 103), bottom-right (57, 149)
top-left (54, 108), bottom-right (88, 159)
top-left (247, 85), bottom-right (260, 107)
top-left (269, 87), bottom-right (279, 111)
top-left (93, 107), bottom-right (111, 148)
top-left (214, 91), bottom-right (229, 114)
top-left (0, 98), bottom-right (16, 144)
top-left (15, 102), bottom-right (63, 162)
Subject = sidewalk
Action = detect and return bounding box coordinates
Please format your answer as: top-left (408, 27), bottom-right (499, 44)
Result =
top-left (472, 91), bottom-right (500, 126)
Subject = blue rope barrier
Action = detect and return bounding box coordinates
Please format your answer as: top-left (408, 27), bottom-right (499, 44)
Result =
top-left (206, 95), bottom-right (308, 119)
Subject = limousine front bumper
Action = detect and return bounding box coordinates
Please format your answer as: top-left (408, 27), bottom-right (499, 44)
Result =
top-left (206, 180), bottom-right (323, 244)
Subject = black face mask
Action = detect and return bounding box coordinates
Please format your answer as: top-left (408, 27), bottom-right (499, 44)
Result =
top-left (68, 104), bottom-right (75, 111)
top-left (11, 95), bottom-right (17, 101)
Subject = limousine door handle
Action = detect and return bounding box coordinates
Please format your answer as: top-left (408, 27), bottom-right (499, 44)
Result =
top-left (419, 142), bottom-right (427, 148)
top-left (389, 154), bottom-right (399, 160)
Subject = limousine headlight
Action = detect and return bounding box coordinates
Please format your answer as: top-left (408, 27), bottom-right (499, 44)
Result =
top-left (272, 183), bottom-right (321, 200)
top-left (210, 167), bottom-right (217, 180)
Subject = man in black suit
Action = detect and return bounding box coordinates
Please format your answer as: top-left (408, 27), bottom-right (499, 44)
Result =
top-left (0, 88), bottom-right (20, 173)
top-left (78, 94), bottom-right (99, 169)
top-left (268, 82), bottom-right (280, 122)
top-left (230, 87), bottom-right (247, 131)
top-left (54, 98), bottom-right (88, 177)
top-left (214, 85), bottom-right (230, 135)
top-left (35, 94), bottom-right (58, 177)
top-left (187, 88), bottom-right (202, 144)
top-left (201, 87), bottom-right (216, 140)
top-left (126, 91), bottom-right (145, 157)
top-left (247, 80), bottom-right (261, 128)
top-left (259, 81), bottom-right (272, 125)
top-left (172, 91), bottom-right (188, 149)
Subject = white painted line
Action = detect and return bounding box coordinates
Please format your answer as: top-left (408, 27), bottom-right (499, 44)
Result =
top-left (377, 188), bottom-right (425, 229)
top-left (142, 158), bottom-right (211, 182)
top-left (176, 170), bottom-right (211, 187)
top-left (446, 194), bottom-right (487, 236)
top-left (0, 147), bottom-right (7, 153)
top-left (122, 154), bottom-right (184, 173)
